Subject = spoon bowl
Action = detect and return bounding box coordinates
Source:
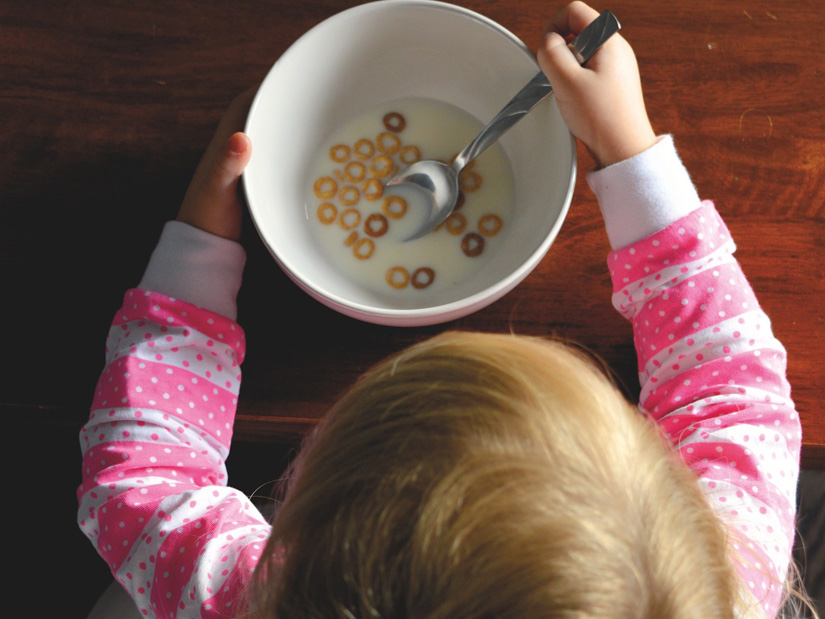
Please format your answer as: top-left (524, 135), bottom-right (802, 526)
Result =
top-left (388, 10), bottom-right (621, 241)
top-left (388, 160), bottom-right (460, 239)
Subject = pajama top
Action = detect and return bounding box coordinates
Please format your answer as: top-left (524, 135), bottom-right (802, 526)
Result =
top-left (78, 136), bottom-right (800, 618)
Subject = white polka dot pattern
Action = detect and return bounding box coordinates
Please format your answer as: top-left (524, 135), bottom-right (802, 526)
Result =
top-left (610, 202), bottom-right (801, 616)
top-left (78, 290), bottom-right (270, 618)
top-left (76, 201), bottom-right (802, 617)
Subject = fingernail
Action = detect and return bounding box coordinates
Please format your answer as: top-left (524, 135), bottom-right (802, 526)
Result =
top-left (227, 132), bottom-right (248, 155)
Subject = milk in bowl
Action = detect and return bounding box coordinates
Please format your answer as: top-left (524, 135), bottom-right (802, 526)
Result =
top-left (304, 97), bottom-right (515, 309)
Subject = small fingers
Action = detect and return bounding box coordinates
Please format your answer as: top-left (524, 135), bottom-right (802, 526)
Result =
top-left (218, 132), bottom-right (252, 186)
top-left (177, 131), bottom-right (252, 241)
top-left (203, 131), bottom-right (252, 215)
top-left (537, 31), bottom-right (584, 89)
top-left (539, 2), bottom-right (618, 82)
top-left (544, 1), bottom-right (601, 39)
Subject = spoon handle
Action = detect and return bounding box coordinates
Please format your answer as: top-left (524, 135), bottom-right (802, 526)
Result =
top-left (452, 10), bottom-right (621, 171)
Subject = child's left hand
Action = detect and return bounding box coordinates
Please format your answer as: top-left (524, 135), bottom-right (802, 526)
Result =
top-left (176, 88), bottom-right (255, 241)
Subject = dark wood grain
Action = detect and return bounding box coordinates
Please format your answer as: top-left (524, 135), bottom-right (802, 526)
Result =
top-left (2, 0), bottom-right (823, 468)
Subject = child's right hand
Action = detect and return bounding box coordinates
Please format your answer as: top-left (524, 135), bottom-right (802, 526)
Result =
top-left (537, 1), bottom-right (657, 168)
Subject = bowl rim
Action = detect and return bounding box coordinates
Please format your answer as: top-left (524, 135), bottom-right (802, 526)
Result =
top-left (242, 0), bottom-right (577, 326)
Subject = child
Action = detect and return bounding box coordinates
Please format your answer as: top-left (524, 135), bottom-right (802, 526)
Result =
top-left (78, 2), bottom-right (808, 617)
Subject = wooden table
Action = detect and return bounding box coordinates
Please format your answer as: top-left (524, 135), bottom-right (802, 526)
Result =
top-left (3, 0), bottom-right (824, 468)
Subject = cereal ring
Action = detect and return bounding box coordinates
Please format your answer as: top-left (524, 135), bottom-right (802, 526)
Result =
top-left (317, 202), bottom-right (337, 225)
top-left (411, 267), bottom-right (435, 289)
top-left (338, 208), bottom-right (361, 230)
top-left (459, 170), bottom-right (483, 193)
top-left (329, 144), bottom-right (351, 163)
top-left (344, 161), bottom-right (366, 183)
top-left (354, 138), bottom-right (375, 160)
top-left (445, 212), bottom-right (467, 236)
top-left (383, 112), bottom-right (406, 133)
top-left (364, 213), bottom-right (389, 237)
top-left (344, 231), bottom-right (359, 247)
top-left (353, 237), bottom-right (375, 260)
top-left (399, 145), bottom-right (421, 165)
top-left (376, 132), bottom-right (401, 155)
top-left (461, 232), bottom-right (485, 257)
top-left (381, 195), bottom-right (408, 219)
top-left (369, 154), bottom-right (394, 178)
top-left (386, 266), bottom-right (410, 289)
top-left (362, 178), bottom-right (384, 201)
top-left (338, 185), bottom-right (360, 206)
top-left (333, 169), bottom-right (346, 183)
top-left (314, 176), bottom-right (338, 200)
top-left (478, 213), bottom-right (503, 237)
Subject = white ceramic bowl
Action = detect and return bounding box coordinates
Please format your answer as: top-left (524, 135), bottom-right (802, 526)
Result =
top-left (244, 0), bottom-right (575, 327)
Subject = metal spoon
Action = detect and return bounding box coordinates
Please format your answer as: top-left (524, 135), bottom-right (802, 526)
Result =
top-left (388, 10), bottom-right (621, 241)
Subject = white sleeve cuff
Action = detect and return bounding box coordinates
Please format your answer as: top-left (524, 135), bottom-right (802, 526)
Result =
top-left (138, 221), bottom-right (246, 320)
top-left (586, 135), bottom-right (703, 249)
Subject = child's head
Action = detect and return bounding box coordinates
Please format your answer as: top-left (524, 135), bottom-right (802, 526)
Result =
top-left (249, 331), bottom-right (744, 618)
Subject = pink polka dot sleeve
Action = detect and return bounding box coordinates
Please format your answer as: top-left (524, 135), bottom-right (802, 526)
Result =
top-left (609, 202), bottom-right (801, 615)
top-left (78, 289), bottom-right (271, 618)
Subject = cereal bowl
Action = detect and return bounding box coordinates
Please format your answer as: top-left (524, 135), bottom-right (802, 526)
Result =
top-left (243, 0), bottom-right (576, 327)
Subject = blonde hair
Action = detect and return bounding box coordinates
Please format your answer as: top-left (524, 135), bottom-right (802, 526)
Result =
top-left (246, 331), bottom-right (775, 618)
